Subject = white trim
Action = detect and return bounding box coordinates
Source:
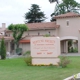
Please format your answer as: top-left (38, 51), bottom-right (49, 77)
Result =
top-left (60, 36), bottom-right (78, 41)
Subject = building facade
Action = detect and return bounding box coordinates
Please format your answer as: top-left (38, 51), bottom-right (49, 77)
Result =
top-left (1, 12), bottom-right (80, 54)
top-left (0, 23), bottom-right (13, 54)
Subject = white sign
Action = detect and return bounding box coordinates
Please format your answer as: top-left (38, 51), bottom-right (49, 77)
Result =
top-left (31, 37), bottom-right (60, 65)
top-left (31, 37), bottom-right (60, 57)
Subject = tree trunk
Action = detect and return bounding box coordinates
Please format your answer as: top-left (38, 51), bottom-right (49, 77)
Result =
top-left (14, 41), bottom-right (19, 54)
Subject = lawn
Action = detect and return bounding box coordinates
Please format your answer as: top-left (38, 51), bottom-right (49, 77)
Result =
top-left (0, 56), bottom-right (80, 80)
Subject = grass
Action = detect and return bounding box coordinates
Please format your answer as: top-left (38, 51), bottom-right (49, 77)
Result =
top-left (0, 56), bottom-right (80, 80)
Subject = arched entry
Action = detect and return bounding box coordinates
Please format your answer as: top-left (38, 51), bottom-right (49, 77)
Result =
top-left (60, 36), bottom-right (78, 53)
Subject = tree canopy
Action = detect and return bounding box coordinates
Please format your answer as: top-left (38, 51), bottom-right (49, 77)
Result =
top-left (8, 24), bottom-right (28, 49)
top-left (50, 0), bottom-right (80, 21)
top-left (24, 4), bottom-right (46, 23)
top-left (49, 0), bottom-right (58, 3)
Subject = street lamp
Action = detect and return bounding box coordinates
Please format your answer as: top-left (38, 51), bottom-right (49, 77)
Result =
top-left (49, 0), bottom-right (58, 4)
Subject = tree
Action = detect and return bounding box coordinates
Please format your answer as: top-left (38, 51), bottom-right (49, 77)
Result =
top-left (50, 0), bottom-right (80, 21)
top-left (0, 38), bottom-right (6, 59)
top-left (8, 24), bottom-right (28, 49)
top-left (49, 0), bottom-right (58, 3)
top-left (25, 4), bottom-right (46, 23)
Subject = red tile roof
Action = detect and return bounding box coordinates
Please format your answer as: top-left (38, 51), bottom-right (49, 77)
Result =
top-left (54, 12), bottom-right (80, 19)
top-left (5, 22), bottom-right (59, 32)
top-left (19, 40), bottom-right (30, 43)
top-left (26, 22), bottom-right (59, 30)
top-left (5, 29), bottom-right (11, 32)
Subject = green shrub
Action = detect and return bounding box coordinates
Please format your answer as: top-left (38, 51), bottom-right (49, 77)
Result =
top-left (68, 47), bottom-right (78, 53)
top-left (44, 34), bottom-right (50, 37)
top-left (49, 63), bottom-right (53, 66)
top-left (0, 38), bottom-right (6, 59)
top-left (0, 42), bottom-right (1, 55)
top-left (73, 48), bottom-right (78, 53)
top-left (24, 56), bottom-right (32, 66)
top-left (23, 50), bottom-right (31, 56)
top-left (58, 56), bottom-right (70, 68)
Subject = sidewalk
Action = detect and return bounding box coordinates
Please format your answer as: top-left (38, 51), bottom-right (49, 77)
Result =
top-left (6, 53), bottom-right (80, 59)
top-left (61, 53), bottom-right (80, 56)
top-left (6, 54), bottom-right (23, 59)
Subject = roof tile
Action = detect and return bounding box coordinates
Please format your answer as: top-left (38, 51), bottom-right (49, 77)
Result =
top-left (19, 40), bottom-right (30, 43)
top-left (54, 12), bottom-right (80, 19)
top-left (26, 22), bottom-right (59, 30)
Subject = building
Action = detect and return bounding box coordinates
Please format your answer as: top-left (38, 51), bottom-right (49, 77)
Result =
top-left (2, 12), bottom-right (80, 54)
top-left (0, 23), bottom-right (13, 53)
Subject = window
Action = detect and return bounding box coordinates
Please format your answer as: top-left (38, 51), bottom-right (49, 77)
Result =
top-left (49, 31), bottom-right (50, 35)
top-left (38, 32), bottom-right (40, 35)
top-left (66, 20), bottom-right (69, 26)
top-left (5, 34), bottom-right (7, 36)
top-left (28, 33), bottom-right (29, 36)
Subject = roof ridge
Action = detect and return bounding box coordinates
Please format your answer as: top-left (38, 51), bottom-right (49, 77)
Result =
top-left (26, 22), bottom-right (56, 24)
top-left (54, 12), bottom-right (80, 19)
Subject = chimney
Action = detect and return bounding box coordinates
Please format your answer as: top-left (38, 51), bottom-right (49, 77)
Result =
top-left (2, 23), bottom-right (6, 29)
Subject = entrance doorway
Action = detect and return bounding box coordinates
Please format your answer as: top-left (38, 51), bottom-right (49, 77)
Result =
top-left (61, 39), bottom-right (78, 53)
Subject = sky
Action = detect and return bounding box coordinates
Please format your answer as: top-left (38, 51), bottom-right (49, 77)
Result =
top-left (0, 0), bottom-right (80, 27)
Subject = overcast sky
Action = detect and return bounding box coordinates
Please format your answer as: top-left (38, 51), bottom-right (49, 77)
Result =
top-left (0, 0), bottom-right (80, 27)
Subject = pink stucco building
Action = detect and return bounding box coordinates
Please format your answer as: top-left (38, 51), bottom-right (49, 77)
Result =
top-left (0, 12), bottom-right (80, 54)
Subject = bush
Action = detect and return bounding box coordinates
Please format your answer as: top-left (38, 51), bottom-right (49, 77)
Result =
top-left (58, 56), bottom-right (70, 68)
top-left (73, 48), bottom-right (78, 53)
top-left (23, 50), bottom-right (31, 56)
top-left (24, 56), bottom-right (32, 66)
top-left (68, 47), bottom-right (78, 53)
top-left (0, 38), bottom-right (6, 59)
top-left (44, 34), bottom-right (50, 37)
